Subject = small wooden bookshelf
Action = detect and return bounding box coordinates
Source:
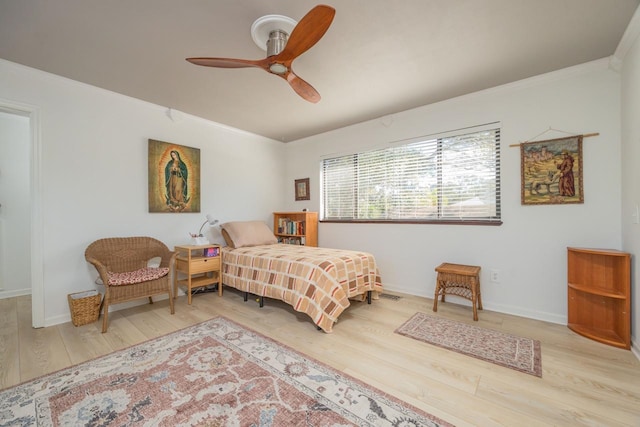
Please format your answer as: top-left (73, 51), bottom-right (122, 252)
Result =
top-left (273, 211), bottom-right (318, 247)
top-left (567, 247), bottom-right (631, 349)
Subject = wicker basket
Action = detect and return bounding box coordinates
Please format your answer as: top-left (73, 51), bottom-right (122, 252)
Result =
top-left (68, 290), bottom-right (102, 326)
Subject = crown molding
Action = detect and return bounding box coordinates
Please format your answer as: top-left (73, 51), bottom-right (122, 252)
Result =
top-left (610, 4), bottom-right (640, 70)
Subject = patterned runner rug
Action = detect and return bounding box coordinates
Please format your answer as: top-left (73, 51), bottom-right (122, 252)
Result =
top-left (395, 312), bottom-right (542, 377)
top-left (1, 317), bottom-right (453, 426)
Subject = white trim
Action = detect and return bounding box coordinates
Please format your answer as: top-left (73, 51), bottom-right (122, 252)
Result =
top-left (382, 284), bottom-right (566, 325)
top-left (302, 59), bottom-right (610, 151)
top-left (43, 293), bottom-right (172, 327)
top-left (611, 4), bottom-right (640, 69)
top-left (318, 121), bottom-right (502, 160)
top-left (30, 107), bottom-right (44, 328)
top-left (0, 58), bottom-right (283, 144)
top-left (0, 288), bottom-right (32, 299)
top-left (631, 341), bottom-right (640, 362)
top-left (387, 121), bottom-right (501, 146)
top-left (0, 99), bottom-right (44, 328)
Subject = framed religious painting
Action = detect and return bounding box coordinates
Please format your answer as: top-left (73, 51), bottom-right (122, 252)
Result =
top-left (520, 135), bottom-right (583, 205)
top-left (148, 139), bottom-right (201, 212)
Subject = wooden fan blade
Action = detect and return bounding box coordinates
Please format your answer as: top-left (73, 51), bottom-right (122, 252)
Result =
top-left (277, 5), bottom-right (335, 62)
top-left (186, 57), bottom-right (268, 70)
top-left (186, 5), bottom-right (334, 104)
top-left (286, 71), bottom-right (321, 103)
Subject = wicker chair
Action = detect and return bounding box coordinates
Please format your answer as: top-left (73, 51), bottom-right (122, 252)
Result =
top-left (85, 236), bottom-right (177, 332)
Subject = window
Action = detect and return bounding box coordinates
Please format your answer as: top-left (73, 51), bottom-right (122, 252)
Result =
top-left (321, 126), bottom-right (501, 224)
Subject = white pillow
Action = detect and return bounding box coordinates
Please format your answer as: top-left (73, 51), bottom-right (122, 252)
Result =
top-left (220, 221), bottom-right (277, 248)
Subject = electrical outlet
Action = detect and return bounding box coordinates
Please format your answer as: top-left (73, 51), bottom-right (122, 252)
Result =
top-left (490, 269), bottom-right (500, 283)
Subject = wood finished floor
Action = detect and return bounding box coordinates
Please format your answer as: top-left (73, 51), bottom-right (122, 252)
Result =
top-left (1, 290), bottom-right (639, 426)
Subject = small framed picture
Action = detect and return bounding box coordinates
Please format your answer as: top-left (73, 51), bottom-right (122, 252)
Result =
top-left (295, 178), bottom-right (310, 201)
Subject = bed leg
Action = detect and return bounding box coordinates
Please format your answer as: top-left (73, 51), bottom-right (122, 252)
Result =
top-left (244, 292), bottom-right (248, 302)
top-left (259, 296), bottom-right (264, 308)
top-left (317, 325), bottom-right (322, 331)
top-left (367, 290), bottom-right (372, 304)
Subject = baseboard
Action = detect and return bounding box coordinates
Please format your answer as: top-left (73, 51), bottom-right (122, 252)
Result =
top-left (0, 288), bottom-right (31, 299)
top-left (481, 301), bottom-right (566, 325)
top-left (41, 285), bottom-right (638, 359)
top-left (382, 285), bottom-right (566, 325)
top-left (44, 293), bottom-right (173, 328)
top-left (631, 340), bottom-right (640, 361)
top-left (45, 312), bottom-right (73, 327)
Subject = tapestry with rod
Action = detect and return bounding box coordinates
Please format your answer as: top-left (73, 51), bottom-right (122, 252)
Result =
top-left (520, 135), bottom-right (583, 205)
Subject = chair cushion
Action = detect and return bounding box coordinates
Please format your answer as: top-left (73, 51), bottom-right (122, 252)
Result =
top-left (107, 267), bottom-right (169, 286)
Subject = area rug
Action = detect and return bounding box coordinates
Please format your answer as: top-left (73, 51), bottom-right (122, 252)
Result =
top-left (395, 312), bottom-right (542, 377)
top-left (1, 317), bottom-right (452, 426)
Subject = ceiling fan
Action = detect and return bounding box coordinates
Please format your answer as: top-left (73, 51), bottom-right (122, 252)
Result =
top-left (186, 5), bottom-right (335, 103)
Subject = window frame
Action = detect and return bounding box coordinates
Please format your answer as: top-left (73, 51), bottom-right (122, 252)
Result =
top-left (320, 124), bottom-right (502, 226)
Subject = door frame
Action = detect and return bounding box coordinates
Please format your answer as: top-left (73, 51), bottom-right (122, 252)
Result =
top-left (0, 99), bottom-right (44, 327)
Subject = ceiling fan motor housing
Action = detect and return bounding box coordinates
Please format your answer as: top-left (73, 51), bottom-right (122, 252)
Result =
top-left (267, 29), bottom-right (288, 56)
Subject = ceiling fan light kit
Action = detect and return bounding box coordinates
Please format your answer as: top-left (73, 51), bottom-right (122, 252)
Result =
top-left (186, 5), bottom-right (336, 103)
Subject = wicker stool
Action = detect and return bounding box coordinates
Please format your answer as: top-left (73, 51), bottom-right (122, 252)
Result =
top-left (433, 263), bottom-right (483, 320)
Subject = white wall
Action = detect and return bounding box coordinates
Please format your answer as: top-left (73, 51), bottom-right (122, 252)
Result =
top-left (0, 111), bottom-right (31, 295)
top-left (285, 59), bottom-right (622, 324)
top-left (0, 59), bottom-right (286, 326)
top-left (0, 55), bottom-right (627, 331)
top-left (620, 23), bottom-right (640, 355)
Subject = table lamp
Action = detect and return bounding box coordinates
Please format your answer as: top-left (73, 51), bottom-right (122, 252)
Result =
top-left (190, 214), bottom-right (218, 245)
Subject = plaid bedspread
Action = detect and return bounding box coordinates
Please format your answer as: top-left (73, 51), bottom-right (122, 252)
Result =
top-left (221, 244), bottom-right (383, 333)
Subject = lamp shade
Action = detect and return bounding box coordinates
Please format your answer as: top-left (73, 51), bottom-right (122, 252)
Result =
top-left (190, 214), bottom-right (219, 245)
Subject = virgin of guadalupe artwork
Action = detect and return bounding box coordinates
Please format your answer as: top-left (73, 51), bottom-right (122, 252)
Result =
top-left (520, 135), bottom-right (583, 205)
top-left (148, 139), bottom-right (201, 212)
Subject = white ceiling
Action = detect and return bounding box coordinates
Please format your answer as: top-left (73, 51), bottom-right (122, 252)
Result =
top-left (1, 1), bottom-right (638, 142)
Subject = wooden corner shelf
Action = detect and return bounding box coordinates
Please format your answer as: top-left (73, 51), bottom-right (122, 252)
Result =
top-left (567, 247), bottom-right (631, 349)
top-left (567, 282), bottom-right (626, 299)
top-left (566, 323), bottom-right (628, 349)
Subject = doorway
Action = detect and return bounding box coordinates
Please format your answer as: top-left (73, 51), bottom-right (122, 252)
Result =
top-left (0, 101), bottom-right (44, 327)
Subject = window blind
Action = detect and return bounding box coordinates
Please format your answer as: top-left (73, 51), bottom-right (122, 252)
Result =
top-left (321, 127), bottom-right (501, 223)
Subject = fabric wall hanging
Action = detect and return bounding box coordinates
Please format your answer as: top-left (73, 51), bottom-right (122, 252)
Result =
top-left (520, 135), bottom-right (584, 205)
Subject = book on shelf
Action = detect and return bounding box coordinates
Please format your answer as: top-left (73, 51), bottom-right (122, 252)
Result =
top-left (203, 247), bottom-right (220, 257)
top-left (277, 236), bottom-right (306, 245)
top-left (277, 218), bottom-right (305, 235)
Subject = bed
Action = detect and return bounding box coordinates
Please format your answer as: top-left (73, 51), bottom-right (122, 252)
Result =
top-left (220, 221), bottom-right (383, 333)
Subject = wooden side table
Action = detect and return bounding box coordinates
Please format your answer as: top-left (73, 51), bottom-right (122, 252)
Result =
top-left (433, 263), bottom-right (482, 321)
top-left (174, 244), bottom-right (222, 305)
